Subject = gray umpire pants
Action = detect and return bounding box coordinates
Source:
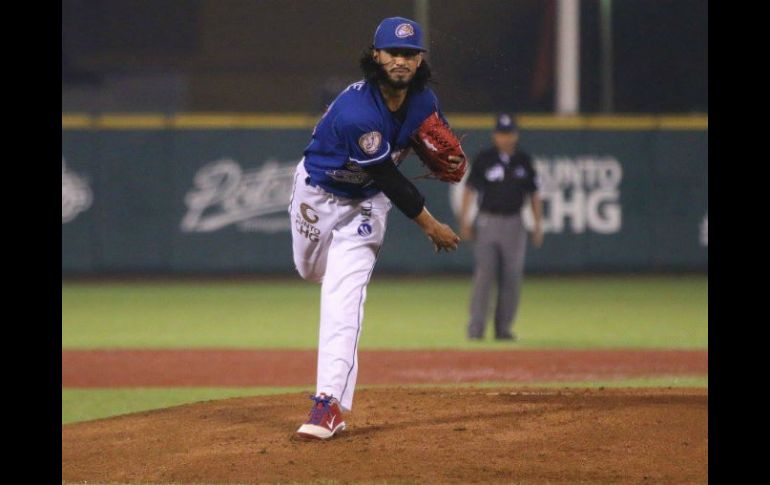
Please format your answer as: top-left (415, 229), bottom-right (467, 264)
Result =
top-left (467, 212), bottom-right (528, 338)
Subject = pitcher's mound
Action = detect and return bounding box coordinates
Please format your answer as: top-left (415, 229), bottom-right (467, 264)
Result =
top-left (62, 387), bottom-right (707, 484)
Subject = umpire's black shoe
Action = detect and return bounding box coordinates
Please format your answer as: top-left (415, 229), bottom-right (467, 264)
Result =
top-left (495, 332), bottom-right (519, 342)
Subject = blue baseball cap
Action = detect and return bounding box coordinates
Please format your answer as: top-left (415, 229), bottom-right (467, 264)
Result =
top-left (495, 113), bottom-right (519, 132)
top-left (373, 17), bottom-right (427, 52)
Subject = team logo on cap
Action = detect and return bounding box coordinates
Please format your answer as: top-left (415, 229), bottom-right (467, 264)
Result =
top-left (499, 114), bottom-right (512, 126)
top-left (395, 23), bottom-right (415, 38)
top-left (359, 131), bottom-right (382, 155)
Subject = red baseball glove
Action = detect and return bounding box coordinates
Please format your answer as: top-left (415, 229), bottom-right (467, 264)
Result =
top-left (410, 112), bottom-right (467, 183)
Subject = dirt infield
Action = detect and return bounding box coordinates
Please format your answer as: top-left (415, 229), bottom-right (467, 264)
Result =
top-left (61, 349), bottom-right (707, 387)
top-left (62, 387), bottom-right (707, 484)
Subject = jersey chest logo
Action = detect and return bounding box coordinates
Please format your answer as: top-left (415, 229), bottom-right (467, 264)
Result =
top-left (485, 165), bottom-right (505, 182)
top-left (359, 131), bottom-right (383, 155)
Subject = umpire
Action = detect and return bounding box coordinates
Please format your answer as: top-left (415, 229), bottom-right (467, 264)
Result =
top-left (459, 113), bottom-right (544, 341)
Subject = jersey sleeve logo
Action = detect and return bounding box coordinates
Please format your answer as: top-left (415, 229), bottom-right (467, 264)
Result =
top-left (395, 23), bottom-right (415, 38)
top-left (358, 131), bottom-right (383, 155)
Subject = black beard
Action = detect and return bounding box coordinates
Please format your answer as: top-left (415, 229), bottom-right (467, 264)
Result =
top-left (383, 76), bottom-right (410, 90)
top-left (377, 66), bottom-right (411, 90)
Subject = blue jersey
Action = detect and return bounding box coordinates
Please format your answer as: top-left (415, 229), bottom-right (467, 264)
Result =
top-left (302, 80), bottom-right (446, 199)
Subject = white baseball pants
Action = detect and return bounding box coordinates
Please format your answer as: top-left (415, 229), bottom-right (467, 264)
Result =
top-left (288, 160), bottom-right (391, 411)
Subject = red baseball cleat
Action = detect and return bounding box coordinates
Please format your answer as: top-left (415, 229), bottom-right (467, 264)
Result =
top-left (295, 393), bottom-right (346, 440)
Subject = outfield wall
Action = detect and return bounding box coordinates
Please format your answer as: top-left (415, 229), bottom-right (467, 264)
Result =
top-left (62, 114), bottom-right (707, 274)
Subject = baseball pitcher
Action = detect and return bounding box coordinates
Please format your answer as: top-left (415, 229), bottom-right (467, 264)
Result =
top-left (289, 16), bottom-right (465, 440)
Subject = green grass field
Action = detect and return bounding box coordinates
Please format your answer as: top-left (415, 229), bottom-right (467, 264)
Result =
top-left (62, 275), bottom-right (707, 350)
top-left (62, 376), bottom-right (708, 425)
top-left (62, 275), bottom-right (707, 425)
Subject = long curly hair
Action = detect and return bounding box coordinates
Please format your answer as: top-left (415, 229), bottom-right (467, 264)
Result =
top-left (359, 46), bottom-right (433, 92)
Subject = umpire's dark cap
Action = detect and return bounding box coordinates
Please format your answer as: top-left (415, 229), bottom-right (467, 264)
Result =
top-left (495, 113), bottom-right (518, 132)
